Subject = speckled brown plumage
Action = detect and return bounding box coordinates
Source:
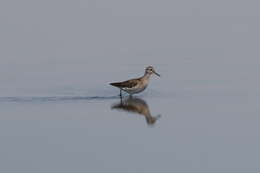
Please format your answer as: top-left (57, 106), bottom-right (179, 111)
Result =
top-left (109, 66), bottom-right (160, 96)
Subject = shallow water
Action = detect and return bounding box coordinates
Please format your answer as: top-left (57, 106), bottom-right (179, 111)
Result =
top-left (1, 83), bottom-right (260, 173)
top-left (1, 0), bottom-right (260, 172)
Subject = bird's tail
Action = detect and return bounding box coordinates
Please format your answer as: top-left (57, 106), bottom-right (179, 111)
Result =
top-left (110, 82), bottom-right (122, 87)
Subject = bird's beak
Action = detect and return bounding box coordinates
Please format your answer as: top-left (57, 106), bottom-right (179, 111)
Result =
top-left (153, 71), bottom-right (160, 77)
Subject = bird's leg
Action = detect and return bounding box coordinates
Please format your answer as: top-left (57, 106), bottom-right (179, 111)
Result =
top-left (120, 94), bottom-right (123, 104)
top-left (119, 90), bottom-right (122, 98)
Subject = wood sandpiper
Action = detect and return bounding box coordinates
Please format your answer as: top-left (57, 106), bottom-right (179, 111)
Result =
top-left (110, 66), bottom-right (160, 96)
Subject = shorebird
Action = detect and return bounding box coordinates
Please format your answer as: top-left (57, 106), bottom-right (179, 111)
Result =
top-left (110, 66), bottom-right (160, 96)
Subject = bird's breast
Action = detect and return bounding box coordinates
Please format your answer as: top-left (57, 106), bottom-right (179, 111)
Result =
top-left (123, 83), bottom-right (148, 94)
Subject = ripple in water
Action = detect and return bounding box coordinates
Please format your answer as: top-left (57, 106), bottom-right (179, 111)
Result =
top-left (0, 96), bottom-right (119, 103)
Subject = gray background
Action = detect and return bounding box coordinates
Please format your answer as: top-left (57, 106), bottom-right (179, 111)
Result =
top-left (0, 0), bottom-right (260, 173)
top-left (1, 0), bottom-right (260, 95)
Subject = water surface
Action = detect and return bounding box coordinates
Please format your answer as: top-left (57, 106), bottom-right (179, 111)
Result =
top-left (1, 0), bottom-right (260, 172)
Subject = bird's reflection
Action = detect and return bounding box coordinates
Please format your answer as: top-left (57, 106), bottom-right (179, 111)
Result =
top-left (111, 97), bottom-right (161, 126)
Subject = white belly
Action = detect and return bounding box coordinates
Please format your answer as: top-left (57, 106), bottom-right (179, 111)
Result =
top-left (122, 85), bottom-right (148, 94)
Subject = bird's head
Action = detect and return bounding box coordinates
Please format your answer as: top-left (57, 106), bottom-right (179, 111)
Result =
top-left (145, 66), bottom-right (160, 77)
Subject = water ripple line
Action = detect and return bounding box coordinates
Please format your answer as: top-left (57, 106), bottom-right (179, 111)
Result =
top-left (0, 96), bottom-right (120, 103)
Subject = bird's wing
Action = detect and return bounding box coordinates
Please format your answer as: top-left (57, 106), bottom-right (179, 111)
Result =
top-left (110, 79), bottom-right (139, 88)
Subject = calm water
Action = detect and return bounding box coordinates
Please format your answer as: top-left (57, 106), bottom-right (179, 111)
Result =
top-left (0, 71), bottom-right (260, 173)
top-left (1, 0), bottom-right (260, 172)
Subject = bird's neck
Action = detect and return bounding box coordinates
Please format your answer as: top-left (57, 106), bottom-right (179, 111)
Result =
top-left (143, 72), bottom-right (151, 79)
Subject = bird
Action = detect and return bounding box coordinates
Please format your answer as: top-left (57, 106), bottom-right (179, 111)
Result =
top-left (110, 66), bottom-right (160, 97)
